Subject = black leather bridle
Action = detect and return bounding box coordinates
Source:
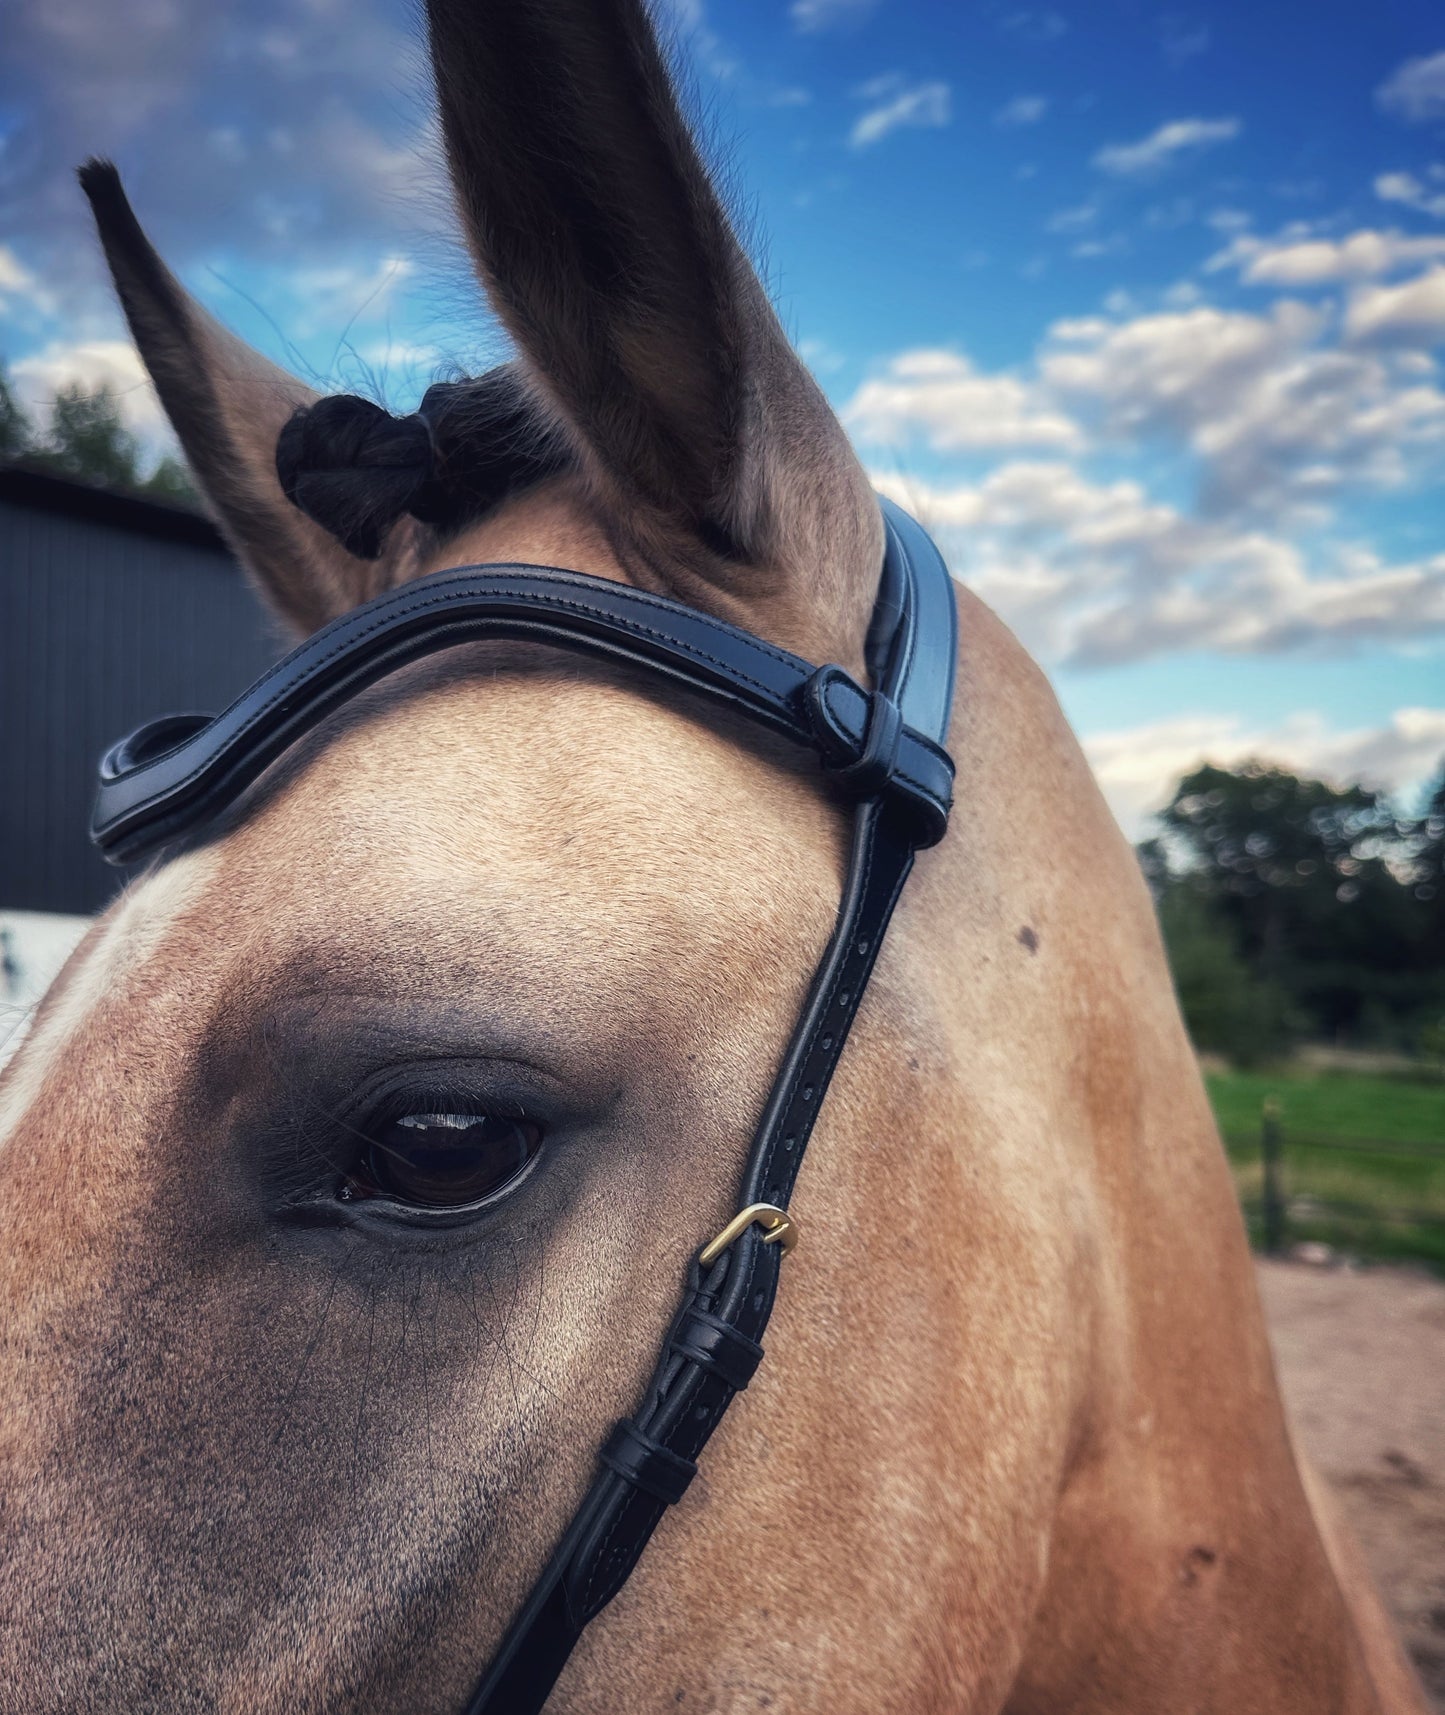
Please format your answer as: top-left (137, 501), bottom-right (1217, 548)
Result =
top-left (91, 495), bottom-right (958, 1712)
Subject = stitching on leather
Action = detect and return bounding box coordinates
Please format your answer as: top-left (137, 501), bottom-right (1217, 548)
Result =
top-left (115, 572), bottom-right (945, 844)
top-left (461, 516), bottom-right (954, 1692)
top-left (580, 1488), bottom-right (657, 1617)
top-left (600, 1425), bottom-right (693, 1503)
top-left (109, 575), bottom-right (951, 840)
top-left (105, 558), bottom-right (952, 831)
top-left (429, 566), bottom-right (811, 675)
top-left (764, 809), bottom-right (885, 1208)
top-left (578, 1351), bottom-right (727, 1613)
top-left (122, 578), bottom-right (789, 798)
top-left (249, 568), bottom-right (804, 720)
top-left (574, 815), bottom-right (912, 1620)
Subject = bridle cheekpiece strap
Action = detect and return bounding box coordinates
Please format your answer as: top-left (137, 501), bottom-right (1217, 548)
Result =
top-left (88, 495), bottom-right (958, 1713)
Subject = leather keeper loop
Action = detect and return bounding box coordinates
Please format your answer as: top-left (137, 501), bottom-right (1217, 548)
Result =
top-left (599, 1421), bottom-right (698, 1507)
top-left (801, 666), bottom-right (904, 799)
top-left (668, 1309), bottom-right (764, 1391)
top-left (832, 690), bottom-right (902, 796)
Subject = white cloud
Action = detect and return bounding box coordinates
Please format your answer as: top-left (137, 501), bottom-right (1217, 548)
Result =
top-left (850, 77), bottom-right (951, 148)
top-left (656, 0), bottom-right (739, 79)
top-left (1376, 168), bottom-right (1445, 220)
top-left (997, 9), bottom-right (1067, 44)
top-left (1214, 228), bottom-right (1445, 285)
top-left (1158, 18), bottom-right (1210, 66)
top-left (1345, 267), bottom-right (1445, 344)
top-left (1143, 195), bottom-right (1196, 232)
top-left (797, 336), bottom-right (846, 375)
top-left (996, 95), bottom-right (1048, 127)
top-left (791, 0), bottom-right (876, 31)
top-left (1041, 299), bottom-right (1312, 429)
top-left (3, 0), bottom-right (434, 323)
top-left (1322, 707), bottom-right (1445, 791)
top-left (1084, 708), bottom-right (1445, 840)
top-left (1092, 116), bottom-right (1240, 177)
top-left (0, 249), bottom-right (36, 298)
top-left (1376, 50), bottom-right (1445, 124)
top-left (1046, 202), bottom-right (1098, 233)
top-left (869, 462), bottom-right (1445, 670)
top-left (851, 288), bottom-right (1445, 542)
top-left (0, 247), bottom-right (56, 319)
top-left (354, 338), bottom-right (442, 373)
top-left (1040, 301), bottom-right (1445, 517)
top-left (10, 338), bottom-right (170, 452)
top-left (279, 254), bottom-right (416, 339)
top-left (844, 349), bottom-right (1083, 452)
top-left (1207, 207), bottom-right (1252, 233)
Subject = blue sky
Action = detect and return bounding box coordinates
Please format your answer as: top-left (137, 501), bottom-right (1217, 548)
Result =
top-left (2, 0), bottom-right (1443, 834)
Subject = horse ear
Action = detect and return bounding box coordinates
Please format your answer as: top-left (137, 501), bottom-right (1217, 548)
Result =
top-left (424, 0), bottom-right (880, 662)
top-left (79, 161), bottom-right (419, 637)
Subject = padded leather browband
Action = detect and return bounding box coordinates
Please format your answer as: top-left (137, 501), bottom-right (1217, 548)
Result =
top-left (88, 494), bottom-right (958, 1713)
top-left (91, 499), bottom-right (953, 865)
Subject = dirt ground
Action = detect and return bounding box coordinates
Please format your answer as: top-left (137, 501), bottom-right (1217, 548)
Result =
top-left (1258, 1258), bottom-right (1445, 1708)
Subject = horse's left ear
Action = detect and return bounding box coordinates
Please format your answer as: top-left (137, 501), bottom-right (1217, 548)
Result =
top-left (79, 161), bottom-right (420, 638)
top-left (425, 0), bottom-right (882, 665)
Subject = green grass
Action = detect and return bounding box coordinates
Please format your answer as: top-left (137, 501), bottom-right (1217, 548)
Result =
top-left (1204, 1065), bottom-right (1445, 1273)
top-left (1205, 1066), bottom-right (1445, 1147)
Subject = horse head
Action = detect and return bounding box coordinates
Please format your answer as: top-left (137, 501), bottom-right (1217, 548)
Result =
top-left (0, 3), bottom-right (1426, 1712)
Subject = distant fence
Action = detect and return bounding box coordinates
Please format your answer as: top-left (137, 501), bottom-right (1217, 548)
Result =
top-left (1224, 1100), bottom-right (1445, 1270)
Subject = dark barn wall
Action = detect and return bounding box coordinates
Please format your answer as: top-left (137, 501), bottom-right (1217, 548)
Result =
top-left (0, 469), bottom-right (283, 914)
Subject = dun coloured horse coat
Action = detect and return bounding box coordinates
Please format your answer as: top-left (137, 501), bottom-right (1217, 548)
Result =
top-left (0, 1), bottom-right (1427, 1710)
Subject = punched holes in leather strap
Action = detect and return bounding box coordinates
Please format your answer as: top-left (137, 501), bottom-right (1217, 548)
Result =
top-left (668, 1308), bottom-right (764, 1392)
top-left (600, 1421), bottom-right (698, 1507)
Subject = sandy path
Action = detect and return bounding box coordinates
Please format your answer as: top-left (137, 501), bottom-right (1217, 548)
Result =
top-left (1258, 1258), bottom-right (1445, 1708)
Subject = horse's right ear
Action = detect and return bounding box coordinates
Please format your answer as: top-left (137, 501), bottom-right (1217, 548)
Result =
top-left (424, 0), bottom-right (882, 667)
top-left (79, 161), bottom-right (418, 637)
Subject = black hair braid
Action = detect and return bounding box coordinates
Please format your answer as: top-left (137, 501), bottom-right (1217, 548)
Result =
top-left (274, 369), bottom-right (574, 562)
top-left (275, 394), bottom-right (439, 560)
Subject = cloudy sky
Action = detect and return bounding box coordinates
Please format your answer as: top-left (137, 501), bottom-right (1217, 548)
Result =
top-left (2, 0), bottom-right (1443, 837)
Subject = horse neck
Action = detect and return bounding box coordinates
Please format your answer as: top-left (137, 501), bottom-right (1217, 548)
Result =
top-left (886, 585), bottom-right (1417, 1710)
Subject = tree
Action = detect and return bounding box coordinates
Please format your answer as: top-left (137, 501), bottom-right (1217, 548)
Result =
top-left (0, 364), bottom-right (31, 463)
top-left (140, 453), bottom-right (198, 507)
top-left (3, 368), bottom-right (198, 504)
top-left (1408, 766), bottom-right (1445, 913)
top-left (1153, 761), bottom-right (1443, 1044)
top-left (1403, 765), bottom-right (1445, 1049)
top-left (34, 382), bottom-right (143, 489)
top-left (1156, 884), bottom-right (1291, 1067)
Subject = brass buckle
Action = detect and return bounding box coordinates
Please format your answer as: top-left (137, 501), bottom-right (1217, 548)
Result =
top-left (698, 1202), bottom-right (799, 1269)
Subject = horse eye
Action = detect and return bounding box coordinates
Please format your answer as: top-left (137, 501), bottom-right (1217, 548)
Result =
top-left (349, 1111), bottom-right (543, 1210)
